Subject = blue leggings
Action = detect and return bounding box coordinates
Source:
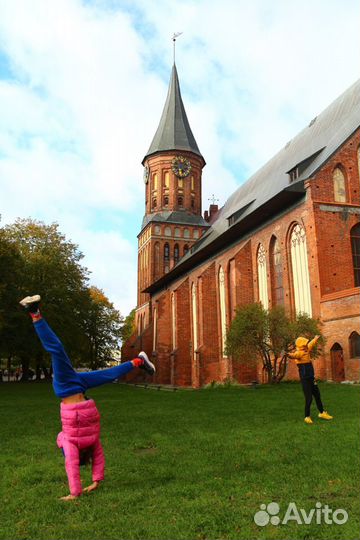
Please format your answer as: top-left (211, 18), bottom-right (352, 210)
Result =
top-left (34, 318), bottom-right (135, 398)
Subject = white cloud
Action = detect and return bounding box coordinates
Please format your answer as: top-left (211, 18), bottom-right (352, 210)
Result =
top-left (0, 0), bottom-right (154, 314)
top-left (139, 0), bottom-right (359, 156)
top-left (0, 0), bottom-right (359, 314)
top-left (73, 228), bottom-right (138, 315)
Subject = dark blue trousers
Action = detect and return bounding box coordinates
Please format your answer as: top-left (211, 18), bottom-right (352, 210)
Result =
top-left (298, 363), bottom-right (324, 417)
top-left (34, 318), bottom-right (134, 398)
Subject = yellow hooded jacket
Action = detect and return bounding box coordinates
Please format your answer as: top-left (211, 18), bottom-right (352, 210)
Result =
top-left (287, 335), bottom-right (320, 365)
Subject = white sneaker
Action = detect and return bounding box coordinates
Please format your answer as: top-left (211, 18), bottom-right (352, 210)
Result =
top-left (138, 351), bottom-right (156, 375)
top-left (19, 295), bottom-right (41, 313)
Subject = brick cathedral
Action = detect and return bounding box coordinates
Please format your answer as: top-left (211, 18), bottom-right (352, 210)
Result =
top-left (122, 63), bottom-right (360, 386)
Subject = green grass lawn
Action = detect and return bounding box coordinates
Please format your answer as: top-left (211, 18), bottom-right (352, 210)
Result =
top-left (0, 382), bottom-right (359, 540)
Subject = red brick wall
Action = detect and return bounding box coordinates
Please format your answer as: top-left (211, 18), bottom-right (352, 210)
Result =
top-left (121, 324), bottom-right (153, 383)
top-left (129, 130), bottom-right (360, 386)
top-left (309, 130), bottom-right (360, 206)
top-left (310, 129), bottom-right (360, 295)
top-left (320, 289), bottom-right (360, 381)
top-left (309, 129), bottom-right (360, 381)
top-left (313, 207), bottom-right (359, 295)
top-left (173, 278), bottom-right (192, 386)
top-left (152, 291), bottom-right (171, 384)
top-left (197, 263), bottom-right (222, 385)
top-left (144, 151), bottom-right (204, 216)
top-left (138, 149), bottom-right (206, 308)
top-left (234, 240), bottom-right (254, 308)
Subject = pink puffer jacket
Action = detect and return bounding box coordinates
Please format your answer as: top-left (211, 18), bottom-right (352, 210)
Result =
top-left (57, 399), bottom-right (105, 496)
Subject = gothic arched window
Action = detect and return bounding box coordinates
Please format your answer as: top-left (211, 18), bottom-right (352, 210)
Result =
top-left (144, 245), bottom-right (149, 286)
top-left (153, 173), bottom-right (158, 191)
top-left (140, 249), bottom-right (144, 288)
top-left (184, 228), bottom-right (190, 239)
top-left (351, 222), bottom-right (360, 286)
top-left (174, 244), bottom-right (179, 264)
top-left (154, 242), bottom-right (160, 278)
top-left (163, 195), bottom-right (169, 206)
top-left (257, 243), bottom-right (269, 308)
top-left (270, 236), bottom-right (284, 305)
top-left (164, 243), bottom-right (170, 273)
top-left (333, 167), bottom-right (347, 203)
top-left (191, 283), bottom-right (198, 356)
top-left (228, 259), bottom-right (236, 321)
top-left (290, 223), bottom-right (312, 315)
top-left (218, 267), bottom-right (227, 357)
top-left (349, 331), bottom-right (360, 358)
top-left (178, 196), bottom-right (183, 207)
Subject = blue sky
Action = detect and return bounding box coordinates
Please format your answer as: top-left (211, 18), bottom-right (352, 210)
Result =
top-left (0, 0), bottom-right (359, 315)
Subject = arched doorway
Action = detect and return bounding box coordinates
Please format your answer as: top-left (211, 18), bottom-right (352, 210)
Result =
top-left (330, 343), bottom-right (345, 382)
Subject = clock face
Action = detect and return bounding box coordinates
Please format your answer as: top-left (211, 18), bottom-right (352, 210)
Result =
top-left (172, 156), bottom-right (191, 178)
top-left (143, 165), bottom-right (149, 184)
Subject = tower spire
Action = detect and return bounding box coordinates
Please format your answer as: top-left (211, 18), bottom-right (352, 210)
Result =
top-left (142, 63), bottom-right (205, 165)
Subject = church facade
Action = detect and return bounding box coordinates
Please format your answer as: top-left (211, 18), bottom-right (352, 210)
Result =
top-left (122, 66), bottom-right (360, 387)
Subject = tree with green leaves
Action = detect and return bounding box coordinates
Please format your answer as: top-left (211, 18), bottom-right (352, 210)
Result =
top-left (119, 308), bottom-right (135, 344)
top-left (0, 218), bottom-right (128, 377)
top-left (81, 286), bottom-right (124, 370)
top-left (0, 218), bottom-right (90, 379)
top-left (225, 303), bottom-right (324, 383)
top-left (0, 229), bottom-right (27, 378)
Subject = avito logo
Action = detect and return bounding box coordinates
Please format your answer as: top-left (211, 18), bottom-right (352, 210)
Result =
top-left (254, 501), bottom-right (348, 527)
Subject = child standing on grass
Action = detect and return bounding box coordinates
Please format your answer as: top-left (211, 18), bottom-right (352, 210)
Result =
top-left (287, 335), bottom-right (333, 424)
top-left (20, 294), bottom-right (155, 501)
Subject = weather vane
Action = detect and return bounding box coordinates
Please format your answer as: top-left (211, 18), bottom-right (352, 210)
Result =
top-left (172, 32), bottom-right (183, 63)
top-left (208, 194), bottom-right (219, 205)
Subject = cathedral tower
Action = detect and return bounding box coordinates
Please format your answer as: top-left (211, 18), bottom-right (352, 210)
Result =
top-left (136, 63), bottom-right (209, 331)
